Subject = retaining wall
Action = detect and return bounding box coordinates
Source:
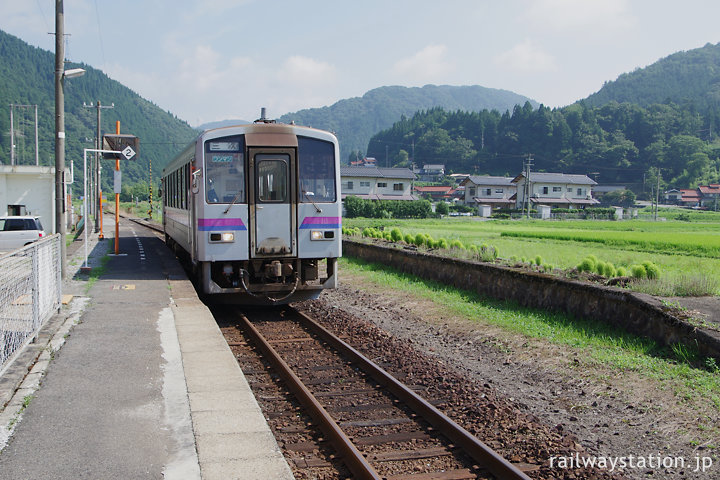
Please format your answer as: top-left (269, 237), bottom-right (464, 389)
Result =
top-left (343, 239), bottom-right (720, 360)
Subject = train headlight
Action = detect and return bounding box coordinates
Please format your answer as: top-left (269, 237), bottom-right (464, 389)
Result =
top-left (209, 232), bottom-right (235, 243)
top-left (310, 230), bottom-right (335, 241)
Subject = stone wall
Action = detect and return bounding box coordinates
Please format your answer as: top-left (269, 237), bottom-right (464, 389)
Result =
top-left (343, 240), bottom-right (720, 360)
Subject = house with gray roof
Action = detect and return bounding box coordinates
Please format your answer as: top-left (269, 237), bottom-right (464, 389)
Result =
top-left (512, 172), bottom-right (599, 209)
top-left (340, 166), bottom-right (418, 201)
top-left (459, 176), bottom-right (516, 208)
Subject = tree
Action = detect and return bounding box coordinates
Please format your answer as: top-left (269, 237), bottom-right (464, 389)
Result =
top-left (435, 201), bottom-right (449, 215)
top-left (600, 189), bottom-right (636, 207)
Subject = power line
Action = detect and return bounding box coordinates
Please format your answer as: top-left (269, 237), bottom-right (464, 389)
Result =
top-left (92, 0), bottom-right (107, 69)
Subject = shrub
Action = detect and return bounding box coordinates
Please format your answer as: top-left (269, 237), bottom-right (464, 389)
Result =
top-left (602, 262), bottom-right (616, 278)
top-left (542, 263), bottom-right (554, 273)
top-left (390, 227), bottom-right (403, 242)
top-left (630, 264), bottom-right (647, 279)
top-left (413, 233), bottom-right (425, 246)
top-left (577, 258), bottom-right (595, 272)
top-left (479, 245), bottom-right (498, 262)
top-left (436, 238), bottom-right (449, 249)
top-left (449, 239), bottom-right (465, 250)
top-left (642, 261), bottom-right (660, 280)
top-left (595, 260), bottom-right (607, 276)
top-left (534, 255), bottom-right (543, 266)
top-left (616, 266), bottom-right (628, 277)
top-left (468, 244), bottom-right (479, 255)
top-left (404, 233), bottom-right (414, 244)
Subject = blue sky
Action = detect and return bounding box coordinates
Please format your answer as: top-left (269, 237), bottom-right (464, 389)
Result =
top-left (2, 0), bottom-right (720, 126)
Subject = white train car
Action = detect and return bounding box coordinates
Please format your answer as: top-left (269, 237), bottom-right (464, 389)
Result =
top-left (162, 113), bottom-right (341, 304)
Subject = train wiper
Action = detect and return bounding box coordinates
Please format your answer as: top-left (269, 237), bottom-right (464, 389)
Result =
top-left (303, 189), bottom-right (322, 213)
top-left (223, 191), bottom-right (244, 214)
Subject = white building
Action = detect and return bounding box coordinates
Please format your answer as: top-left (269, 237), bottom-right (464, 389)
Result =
top-left (0, 165), bottom-right (56, 232)
top-left (512, 172), bottom-right (599, 210)
top-left (340, 166), bottom-right (417, 200)
top-left (459, 175), bottom-right (516, 208)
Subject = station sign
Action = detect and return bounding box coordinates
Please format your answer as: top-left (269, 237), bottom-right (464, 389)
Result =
top-left (103, 134), bottom-right (139, 160)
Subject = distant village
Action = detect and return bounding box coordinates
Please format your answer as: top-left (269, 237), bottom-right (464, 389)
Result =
top-left (341, 157), bottom-right (720, 215)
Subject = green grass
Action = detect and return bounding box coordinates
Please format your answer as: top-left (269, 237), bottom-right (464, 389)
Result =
top-left (500, 229), bottom-right (720, 258)
top-left (340, 256), bottom-right (720, 410)
top-left (343, 217), bottom-right (720, 294)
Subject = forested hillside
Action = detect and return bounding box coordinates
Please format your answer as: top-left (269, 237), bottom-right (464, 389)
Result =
top-left (0, 30), bottom-right (198, 195)
top-left (277, 85), bottom-right (537, 162)
top-left (369, 43), bottom-right (720, 193)
top-left (585, 42), bottom-right (720, 110)
top-left (368, 101), bottom-right (720, 192)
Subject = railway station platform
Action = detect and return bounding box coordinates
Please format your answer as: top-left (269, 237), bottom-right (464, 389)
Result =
top-left (0, 215), bottom-right (294, 480)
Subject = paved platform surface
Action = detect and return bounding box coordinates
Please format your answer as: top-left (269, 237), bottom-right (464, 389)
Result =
top-left (0, 216), bottom-right (294, 479)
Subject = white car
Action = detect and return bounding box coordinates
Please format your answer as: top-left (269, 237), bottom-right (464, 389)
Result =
top-left (0, 216), bottom-right (47, 251)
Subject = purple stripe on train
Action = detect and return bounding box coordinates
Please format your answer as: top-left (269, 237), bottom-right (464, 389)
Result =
top-left (198, 218), bottom-right (247, 231)
top-left (299, 216), bottom-right (341, 229)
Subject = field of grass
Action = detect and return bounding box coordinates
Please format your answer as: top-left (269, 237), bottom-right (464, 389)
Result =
top-left (343, 216), bottom-right (720, 295)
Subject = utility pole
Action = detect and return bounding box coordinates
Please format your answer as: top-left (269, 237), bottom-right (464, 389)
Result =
top-left (84, 100), bottom-right (114, 233)
top-left (55, 0), bottom-right (67, 279)
top-left (523, 155), bottom-right (533, 218)
top-left (9, 105), bottom-right (13, 165)
top-left (655, 168), bottom-right (661, 221)
top-left (148, 155), bottom-right (153, 219)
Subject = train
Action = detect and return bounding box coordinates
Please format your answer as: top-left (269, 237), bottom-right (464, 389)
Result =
top-left (161, 110), bottom-right (341, 305)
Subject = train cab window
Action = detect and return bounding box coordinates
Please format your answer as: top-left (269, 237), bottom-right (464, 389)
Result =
top-left (298, 136), bottom-right (336, 203)
top-left (256, 155), bottom-right (289, 203)
top-left (205, 136), bottom-right (245, 204)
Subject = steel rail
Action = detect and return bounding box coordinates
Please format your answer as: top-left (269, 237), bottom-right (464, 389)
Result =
top-left (238, 313), bottom-right (383, 480)
top-left (292, 308), bottom-right (533, 480)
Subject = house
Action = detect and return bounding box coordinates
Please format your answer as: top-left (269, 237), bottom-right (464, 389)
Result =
top-left (413, 185), bottom-right (459, 202)
top-left (679, 189), bottom-right (701, 207)
top-left (512, 172), bottom-right (599, 209)
top-left (663, 189), bottom-right (682, 204)
top-left (698, 184), bottom-right (720, 209)
top-left (414, 164), bottom-right (445, 182)
top-left (459, 176), bottom-right (516, 208)
top-left (340, 166), bottom-right (417, 201)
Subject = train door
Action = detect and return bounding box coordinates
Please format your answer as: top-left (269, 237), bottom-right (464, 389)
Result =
top-left (249, 148), bottom-right (297, 258)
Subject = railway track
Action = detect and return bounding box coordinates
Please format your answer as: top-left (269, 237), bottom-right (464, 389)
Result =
top-left (222, 306), bottom-right (532, 480)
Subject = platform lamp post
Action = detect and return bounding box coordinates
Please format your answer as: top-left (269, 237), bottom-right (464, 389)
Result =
top-left (55, 0), bottom-right (85, 279)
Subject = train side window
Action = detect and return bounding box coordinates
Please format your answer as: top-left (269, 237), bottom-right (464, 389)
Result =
top-left (256, 156), bottom-right (288, 203)
top-left (298, 136), bottom-right (336, 203)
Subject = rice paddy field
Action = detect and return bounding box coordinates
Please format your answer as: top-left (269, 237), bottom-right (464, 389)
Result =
top-left (343, 209), bottom-right (720, 296)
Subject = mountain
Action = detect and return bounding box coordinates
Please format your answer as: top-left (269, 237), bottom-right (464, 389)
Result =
top-left (196, 119), bottom-right (251, 130)
top-left (277, 85), bottom-right (537, 162)
top-left (0, 29), bottom-right (198, 193)
top-left (584, 42), bottom-right (720, 109)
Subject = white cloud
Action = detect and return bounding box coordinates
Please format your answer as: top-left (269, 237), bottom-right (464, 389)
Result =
top-left (279, 56), bottom-right (337, 86)
top-left (494, 40), bottom-right (557, 73)
top-left (392, 45), bottom-right (453, 82)
top-left (523, 0), bottom-right (633, 31)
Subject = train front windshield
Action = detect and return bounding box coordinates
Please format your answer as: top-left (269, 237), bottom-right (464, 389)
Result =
top-left (205, 136), bottom-right (245, 204)
top-left (298, 136), bottom-right (336, 203)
